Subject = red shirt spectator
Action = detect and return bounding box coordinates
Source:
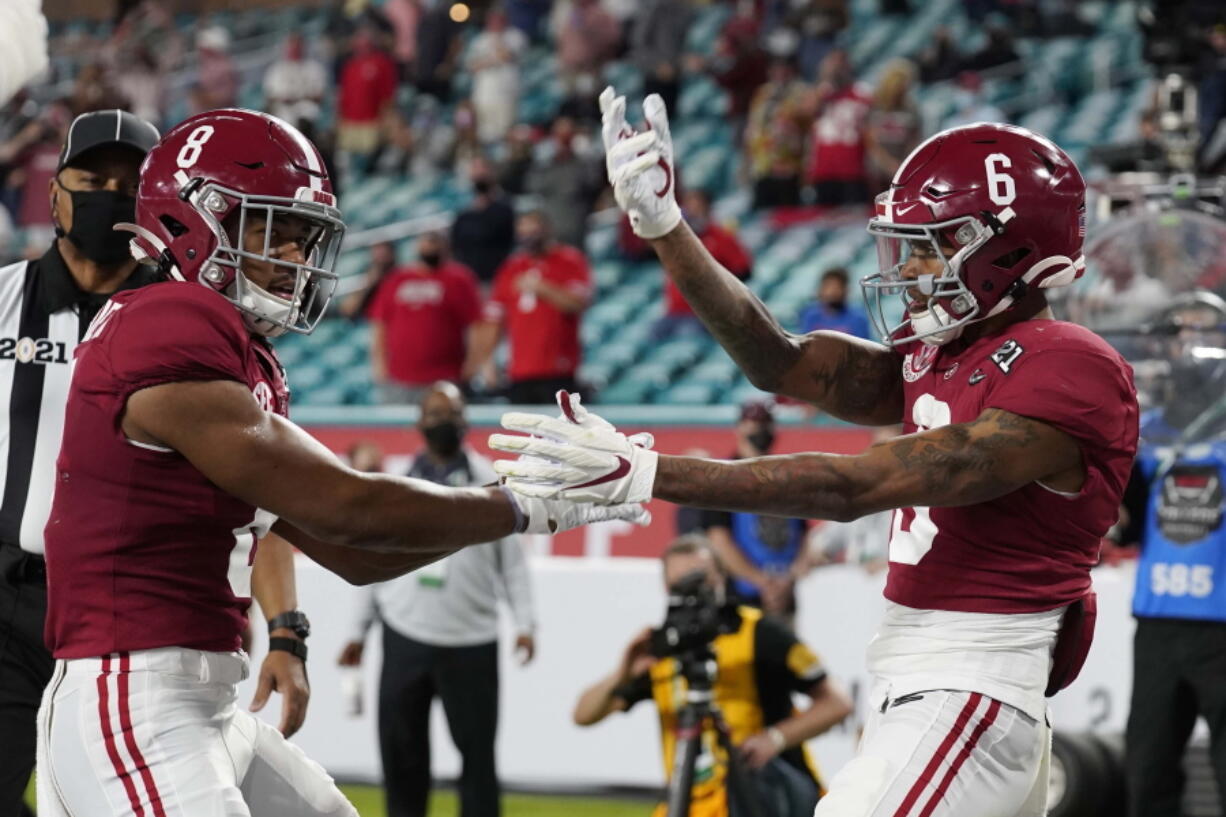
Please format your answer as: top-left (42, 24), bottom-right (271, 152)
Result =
top-left (369, 258), bottom-right (482, 386)
top-left (486, 243), bottom-right (591, 382)
top-left (665, 223), bottom-right (752, 316)
top-left (338, 40), bottom-right (399, 124)
top-left (807, 83), bottom-right (872, 184)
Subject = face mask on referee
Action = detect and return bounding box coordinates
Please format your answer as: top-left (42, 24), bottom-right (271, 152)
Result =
top-left (54, 182), bottom-right (137, 266)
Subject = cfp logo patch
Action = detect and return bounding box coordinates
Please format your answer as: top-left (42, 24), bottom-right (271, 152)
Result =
top-left (0, 337), bottom-right (69, 365)
top-left (1158, 464), bottom-right (1224, 545)
top-left (252, 381), bottom-right (275, 411)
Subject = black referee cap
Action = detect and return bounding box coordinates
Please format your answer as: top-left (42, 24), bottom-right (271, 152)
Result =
top-left (58, 109), bottom-right (160, 172)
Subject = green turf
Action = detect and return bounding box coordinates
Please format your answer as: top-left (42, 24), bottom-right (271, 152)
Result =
top-left (26, 779), bottom-right (652, 816)
top-left (340, 785), bottom-right (654, 817)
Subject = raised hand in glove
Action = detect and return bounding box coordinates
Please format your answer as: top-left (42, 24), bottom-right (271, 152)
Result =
top-left (491, 390), bottom-right (659, 506)
top-left (600, 86), bottom-right (682, 240)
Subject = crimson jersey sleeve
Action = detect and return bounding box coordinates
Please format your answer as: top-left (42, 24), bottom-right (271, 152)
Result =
top-left (106, 286), bottom-right (249, 395)
top-left (983, 345), bottom-right (1135, 451)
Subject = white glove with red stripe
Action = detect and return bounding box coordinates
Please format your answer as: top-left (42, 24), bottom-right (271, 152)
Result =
top-left (600, 86), bottom-right (682, 240)
top-left (491, 391), bottom-right (659, 506)
top-left (502, 488), bottom-right (651, 534)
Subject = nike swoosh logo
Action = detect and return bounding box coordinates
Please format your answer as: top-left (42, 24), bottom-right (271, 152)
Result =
top-left (969, 373), bottom-right (986, 384)
top-left (559, 390), bottom-right (578, 423)
top-left (573, 456), bottom-right (631, 489)
top-left (894, 203), bottom-right (917, 217)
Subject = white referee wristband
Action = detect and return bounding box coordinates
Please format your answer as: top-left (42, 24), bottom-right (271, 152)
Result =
top-left (767, 726), bottom-right (787, 753)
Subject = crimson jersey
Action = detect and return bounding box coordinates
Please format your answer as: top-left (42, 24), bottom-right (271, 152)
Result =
top-left (44, 282), bottom-right (289, 659)
top-left (885, 319), bottom-right (1138, 614)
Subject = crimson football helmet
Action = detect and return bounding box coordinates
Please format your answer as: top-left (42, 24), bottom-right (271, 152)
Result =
top-left (126, 109), bottom-right (344, 337)
top-left (863, 122), bottom-right (1086, 346)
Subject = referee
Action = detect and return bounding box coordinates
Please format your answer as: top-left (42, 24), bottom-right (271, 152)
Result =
top-left (0, 110), bottom-right (160, 815)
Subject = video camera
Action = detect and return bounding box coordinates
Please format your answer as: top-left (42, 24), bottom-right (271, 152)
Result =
top-left (649, 570), bottom-right (742, 660)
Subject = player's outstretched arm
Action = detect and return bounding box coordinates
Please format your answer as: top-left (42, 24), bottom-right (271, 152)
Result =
top-left (651, 225), bottom-right (905, 424)
top-left (599, 86), bottom-right (903, 425)
top-left (653, 407), bottom-right (1083, 521)
top-left (495, 398), bottom-right (1082, 522)
top-left (123, 380), bottom-right (644, 583)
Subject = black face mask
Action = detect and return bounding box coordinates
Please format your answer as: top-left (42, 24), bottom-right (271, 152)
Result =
top-left (748, 429), bottom-right (775, 452)
top-left (420, 252), bottom-right (443, 268)
top-left (58, 188), bottom-right (136, 265)
top-left (422, 421), bottom-right (465, 457)
top-left (473, 178), bottom-right (494, 195)
top-left (826, 299), bottom-right (846, 312)
top-left (521, 235), bottom-right (546, 254)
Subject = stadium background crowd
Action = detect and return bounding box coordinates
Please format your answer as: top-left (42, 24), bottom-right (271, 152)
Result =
top-left (6, 1), bottom-right (1226, 816)
top-left (6, 0), bottom-right (1220, 410)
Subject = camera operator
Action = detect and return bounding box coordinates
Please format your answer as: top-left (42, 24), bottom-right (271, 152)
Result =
top-left (573, 535), bottom-right (852, 817)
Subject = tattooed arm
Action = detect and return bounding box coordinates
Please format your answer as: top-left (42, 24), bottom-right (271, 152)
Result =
top-left (652, 408), bottom-right (1084, 521)
top-left (649, 224), bottom-right (905, 425)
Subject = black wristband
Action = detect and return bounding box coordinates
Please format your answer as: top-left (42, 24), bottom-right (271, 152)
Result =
top-left (267, 610), bottom-right (311, 639)
top-left (268, 637), bottom-right (308, 662)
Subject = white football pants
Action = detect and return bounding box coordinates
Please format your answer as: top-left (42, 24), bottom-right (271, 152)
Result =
top-left (814, 689), bottom-right (1051, 817)
top-left (35, 647), bottom-right (356, 817)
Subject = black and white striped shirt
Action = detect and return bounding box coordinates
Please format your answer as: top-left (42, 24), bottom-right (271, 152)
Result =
top-left (0, 245), bottom-right (156, 555)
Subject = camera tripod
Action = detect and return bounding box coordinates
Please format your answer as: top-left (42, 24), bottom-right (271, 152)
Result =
top-left (664, 647), bottom-right (765, 817)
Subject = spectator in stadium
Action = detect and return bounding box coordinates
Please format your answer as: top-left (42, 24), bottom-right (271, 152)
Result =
top-left (917, 25), bottom-right (960, 83)
top-left (524, 115), bottom-right (604, 249)
top-left (338, 382), bottom-right (535, 817)
top-left (452, 157), bottom-right (517, 287)
top-left (806, 49), bottom-right (873, 207)
top-left (941, 70), bottom-right (1005, 130)
top-left (629, 0), bottom-right (694, 120)
top-left (470, 210), bottom-right (592, 404)
top-left (655, 189), bottom-right (753, 341)
top-left (15, 105), bottom-right (70, 240)
top-left (371, 106), bottom-right (417, 177)
top-left (1197, 24), bottom-right (1226, 160)
top-left (337, 26), bottom-right (399, 165)
top-left (340, 239), bottom-right (399, 320)
top-left (496, 123), bottom-right (535, 196)
top-left (442, 100), bottom-right (485, 175)
top-left (553, 0), bottom-right (622, 95)
top-left (466, 8), bottom-right (528, 145)
top-left (798, 267), bottom-right (871, 339)
top-left (505, 0), bottom-right (552, 42)
top-left (698, 401), bottom-right (810, 622)
top-left (689, 12), bottom-right (769, 143)
top-left (189, 26), bottom-right (238, 115)
top-left (781, 0), bottom-right (849, 81)
top-left (413, 0), bottom-right (463, 102)
top-left (263, 32), bottom-right (328, 126)
top-left (573, 535), bottom-right (852, 817)
top-left (368, 232), bottom-right (484, 405)
top-left (864, 58), bottom-right (922, 195)
top-left (66, 62), bottom-right (127, 118)
top-left (957, 22), bottom-right (1021, 74)
top-left (382, 0), bottom-right (422, 77)
top-left (745, 52), bottom-right (811, 209)
top-left (113, 44), bottom-right (164, 126)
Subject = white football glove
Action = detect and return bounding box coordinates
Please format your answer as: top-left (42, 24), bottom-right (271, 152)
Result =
top-left (491, 391), bottom-right (659, 505)
top-left (503, 487), bottom-right (651, 534)
top-left (600, 86), bottom-right (682, 240)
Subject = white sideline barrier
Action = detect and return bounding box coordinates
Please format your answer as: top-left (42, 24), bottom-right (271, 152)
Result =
top-left (238, 558), bottom-right (1139, 788)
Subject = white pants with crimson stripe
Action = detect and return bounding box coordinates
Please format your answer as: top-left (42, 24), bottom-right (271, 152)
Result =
top-left (814, 690), bottom-right (1051, 817)
top-left (35, 648), bottom-right (356, 817)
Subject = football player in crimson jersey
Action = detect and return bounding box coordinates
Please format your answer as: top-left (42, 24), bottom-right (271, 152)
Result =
top-left (35, 109), bottom-right (645, 817)
top-left (491, 91), bottom-right (1139, 817)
